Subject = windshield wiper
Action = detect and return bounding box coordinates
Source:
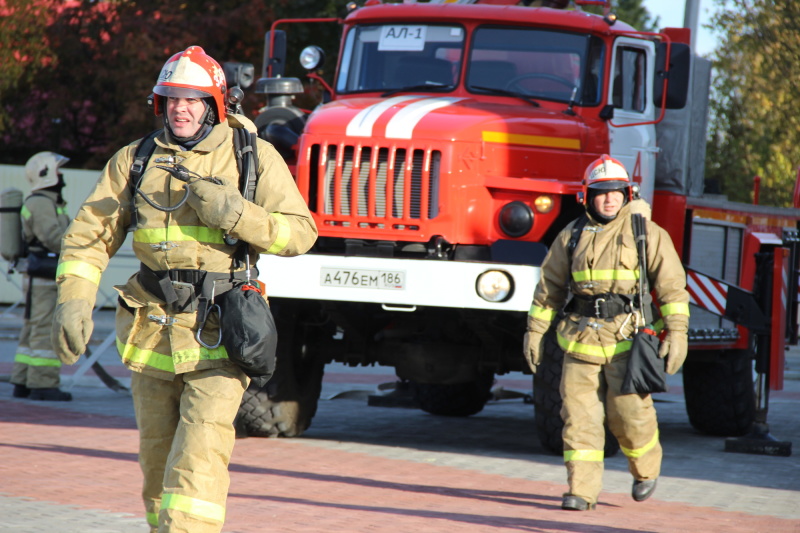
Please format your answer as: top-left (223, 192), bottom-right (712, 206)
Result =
top-left (381, 83), bottom-right (454, 98)
top-left (471, 85), bottom-right (540, 107)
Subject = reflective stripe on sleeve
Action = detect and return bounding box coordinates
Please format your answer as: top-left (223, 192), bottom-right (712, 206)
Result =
top-left (161, 493), bottom-right (225, 524)
top-left (620, 430), bottom-right (660, 459)
top-left (557, 333), bottom-right (632, 359)
top-left (572, 269), bottom-right (639, 282)
top-left (57, 260), bottom-right (102, 285)
top-left (564, 449), bottom-right (604, 462)
top-left (266, 213), bottom-right (290, 254)
top-left (133, 226), bottom-right (226, 245)
top-left (529, 304), bottom-right (557, 322)
top-left (20, 205), bottom-right (31, 220)
top-left (660, 302), bottom-right (690, 316)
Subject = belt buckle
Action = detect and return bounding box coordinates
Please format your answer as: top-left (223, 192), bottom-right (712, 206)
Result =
top-left (594, 297), bottom-right (606, 318)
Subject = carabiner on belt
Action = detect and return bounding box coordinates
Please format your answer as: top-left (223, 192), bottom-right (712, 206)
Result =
top-left (196, 281), bottom-right (222, 349)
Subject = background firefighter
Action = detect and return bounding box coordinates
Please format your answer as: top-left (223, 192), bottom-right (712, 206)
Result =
top-left (50, 46), bottom-right (317, 533)
top-left (523, 155), bottom-right (690, 511)
top-left (10, 152), bottom-right (73, 402)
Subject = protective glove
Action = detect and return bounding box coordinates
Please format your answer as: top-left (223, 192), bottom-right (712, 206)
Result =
top-left (523, 313), bottom-right (552, 374)
top-left (186, 178), bottom-right (244, 231)
top-left (51, 299), bottom-right (94, 365)
top-left (659, 330), bottom-right (688, 375)
top-left (523, 329), bottom-right (546, 374)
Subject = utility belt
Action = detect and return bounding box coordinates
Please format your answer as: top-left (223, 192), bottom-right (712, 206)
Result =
top-left (568, 293), bottom-right (637, 319)
top-left (138, 263), bottom-right (255, 314)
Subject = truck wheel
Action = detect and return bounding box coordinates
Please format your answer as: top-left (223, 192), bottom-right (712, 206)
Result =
top-left (533, 329), bottom-right (620, 457)
top-left (412, 372), bottom-right (494, 417)
top-left (234, 308), bottom-right (326, 438)
top-left (683, 349), bottom-right (755, 436)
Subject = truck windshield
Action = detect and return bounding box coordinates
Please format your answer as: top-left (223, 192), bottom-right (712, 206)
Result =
top-left (337, 24), bottom-right (464, 94)
top-left (467, 27), bottom-right (604, 106)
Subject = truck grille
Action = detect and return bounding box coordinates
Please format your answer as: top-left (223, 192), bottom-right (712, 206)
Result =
top-left (309, 143), bottom-right (440, 229)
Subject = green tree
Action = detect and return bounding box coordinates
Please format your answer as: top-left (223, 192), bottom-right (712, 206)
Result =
top-left (705, 0), bottom-right (800, 206)
top-left (581, 0), bottom-right (660, 32)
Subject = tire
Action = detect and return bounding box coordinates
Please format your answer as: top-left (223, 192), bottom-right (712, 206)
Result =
top-left (683, 349), bottom-right (756, 436)
top-left (412, 372), bottom-right (495, 417)
top-left (533, 328), bottom-right (619, 457)
top-left (234, 306), bottom-right (325, 438)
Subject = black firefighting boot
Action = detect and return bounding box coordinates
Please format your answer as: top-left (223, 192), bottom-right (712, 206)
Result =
top-left (561, 495), bottom-right (595, 511)
top-left (12, 384), bottom-right (31, 398)
top-left (29, 388), bottom-right (73, 402)
top-left (632, 479), bottom-right (657, 502)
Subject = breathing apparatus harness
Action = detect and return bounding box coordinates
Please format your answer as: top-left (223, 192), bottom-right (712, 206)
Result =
top-left (564, 211), bottom-right (654, 338)
top-left (126, 125), bottom-right (261, 349)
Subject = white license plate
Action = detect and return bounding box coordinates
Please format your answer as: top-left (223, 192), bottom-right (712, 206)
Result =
top-left (320, 267), bottom-right (406, 290)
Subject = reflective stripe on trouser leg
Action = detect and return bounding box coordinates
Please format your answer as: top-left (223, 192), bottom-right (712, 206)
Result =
top-left (25, 278), bottom-right (61, 388)
top-left (131, 372), bottom-right (181, 531)
top-left (560, 354), bottom-right (606, 505)
top-left (604, 352), bottom-right (662, 480)
top-left (159, 365), bottom-right (247, 533)
top-left (10, 322), bottom-right (32, 386)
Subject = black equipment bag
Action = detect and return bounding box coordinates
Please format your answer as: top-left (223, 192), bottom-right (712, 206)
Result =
top-left (26, 251), bottom-right (58, 279)
top-left (215, 279), bottom-right (277, 388)
top-left (622, 326), bottom-right (668, 394)
top-left (621, 213), bottom-right (668, 394)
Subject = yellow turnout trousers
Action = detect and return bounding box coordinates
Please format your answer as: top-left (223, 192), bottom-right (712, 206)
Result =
top-left (131, 366), bottom-right (247, 533)
top-left (560, 352), bottom-right (661, 505)
top-left (11, 276), bottom-right (62, 389)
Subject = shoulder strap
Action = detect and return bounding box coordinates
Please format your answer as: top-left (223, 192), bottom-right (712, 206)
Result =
top-left (127, 130), bottom-right (160, 233)
top-left (232, 126), bottom-right (259, 202)
top-left (632, 213), bottom-right (648, 290)
top-left (631, 213), bottom-right (653, 323)
top-left (230, 126), bottom-right (260, 266)
top-left (125, 127), bottom-right (260, 234)
top-left (567, 214), bottom-right (588, 262)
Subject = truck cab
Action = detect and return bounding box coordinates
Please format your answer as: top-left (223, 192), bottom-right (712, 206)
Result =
top-left (239, 1), bottom-right (724, 443)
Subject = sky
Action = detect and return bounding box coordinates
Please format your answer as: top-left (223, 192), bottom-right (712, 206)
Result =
top-left (642, 0), bottom-right (721, 56)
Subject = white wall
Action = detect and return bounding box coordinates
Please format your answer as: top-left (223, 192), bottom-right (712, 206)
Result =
top-left (0, 164), bottom-right (139, 308)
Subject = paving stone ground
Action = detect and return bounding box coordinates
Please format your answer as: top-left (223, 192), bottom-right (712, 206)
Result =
top-left (1, 306), bottom-right (799, 533)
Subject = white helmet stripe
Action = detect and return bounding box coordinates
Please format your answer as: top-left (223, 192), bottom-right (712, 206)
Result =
top-left (159, 57), bottom-right (215, 88)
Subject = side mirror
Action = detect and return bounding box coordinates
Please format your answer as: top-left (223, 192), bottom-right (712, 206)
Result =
top-left (263, 30), bottom-right (288, 78)
top-left (223, 62), bottom-right (255, 90)
top-left (654, 42), bottom-right (691, 109)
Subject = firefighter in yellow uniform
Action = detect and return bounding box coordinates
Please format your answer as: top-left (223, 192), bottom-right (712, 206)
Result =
top-left (10, 152), bottom-right (73, 401)
top-left (524, 155), bottom-right (689, 511)
top-left (50, 46), bottom-right (318, 533)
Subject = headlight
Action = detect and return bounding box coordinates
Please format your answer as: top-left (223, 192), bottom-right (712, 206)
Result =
top-left (476, 270), bottom-right (513, 302)
top-left (499, 201), bottom-right (533, 237)
top-left (534, 195), bottom-right (554, 213)
top-left (299, 46), bottom-right (325, 71)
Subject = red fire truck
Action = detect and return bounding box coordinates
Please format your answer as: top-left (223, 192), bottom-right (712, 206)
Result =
top-left (235, 0), bottom-right (799, 455)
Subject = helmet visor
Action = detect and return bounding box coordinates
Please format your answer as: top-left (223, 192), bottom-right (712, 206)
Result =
top-left (153, 85), bottom-right (212, 99)
top-left (587, 179), bottom-right (629, 191)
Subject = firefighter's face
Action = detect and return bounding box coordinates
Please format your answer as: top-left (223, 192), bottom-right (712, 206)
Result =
top-left (166, 97), bottom-right (206, 138)
top-left (592, 189), bottom-right (625, 217)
